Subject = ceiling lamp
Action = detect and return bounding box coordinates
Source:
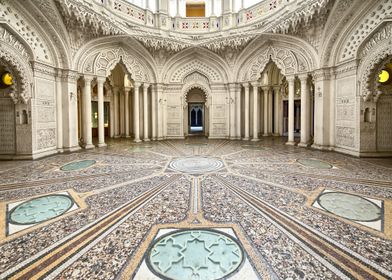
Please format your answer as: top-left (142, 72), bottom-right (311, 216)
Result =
top-left (1, 72), bottom-right (13, 87)
top-left (378, 70), bottom-right (390, 83)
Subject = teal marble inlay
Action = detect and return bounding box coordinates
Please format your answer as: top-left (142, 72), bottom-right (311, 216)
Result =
top-left (147, 229), bottom-right (244, 280)
top-left (60, 160), bottom-right (96, 171)
top-left (317, 192), bottom-right (382, 222)
top-left (9, 194), bottom-right (74, 225)
top-left (297, 158), bottom-right (332, 169)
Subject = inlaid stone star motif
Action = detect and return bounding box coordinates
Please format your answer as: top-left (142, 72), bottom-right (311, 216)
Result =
top-left (181, 237), bottom-right (211, 273)
top-left (150, 237), bottom-right (184, 273)
top-left (209, 237), bottom-right (241, 272)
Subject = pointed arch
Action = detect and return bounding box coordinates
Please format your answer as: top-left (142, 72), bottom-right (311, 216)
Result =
top-left (162, 47), bottom-right (231, 84)
top-left (235, 34), bottom-right (317, 82)
top-left (75, 37), bottom-right (157, 82)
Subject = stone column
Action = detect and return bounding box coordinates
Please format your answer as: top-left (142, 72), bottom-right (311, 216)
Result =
top-left (143, 83), bottom-right (150, 141)
top-left (156, 84), bottom-right (164, 139)
top-left (146, 0), bottom-right (151, 10)
top-left (124, 87), bottom-right (131, 138)
top-left (243, 83), bottom-right (250, 140)
top-left (176, 0), bottom-right (180, 16)
top-left (151, 84), bottom-right (157, 140)
top-left (241, 0), bottom-right (244, 9)
top-left (298, 74), bottom-right (310, 147)
top-left (268, 87), bottom-right (273, 134)
top-left (83, 76), bottom-right (94, 149)
top-left (60, 71), bottom-right (80, 152)
top-left (133, 82), bottom-right (141, 142)
top-left (55, 73), bottom-right (63, 151)
top-left (262, 87), bottom-right (269, 136)
top-left (286, 76), bottom-right (296, 145)
top-left (113, 87), bottom-right (120, 138)
top-left (229, 83), bottom-right (236, 139)
top-left (235, 84), bottom-right (241, 139)
top-left (211, 0), bottom-right (215, 15)
top-left (108, 88), bottom-right (114, 138)
top-left (97, 77), bottom-right (106, 147)
top-left (312, 69), bottom-right (333, 150)
top-left (119, 89), bottom-right (125, 136)
top-left (273, 87), bottom-right (280, 135)
top-left (251, 82), bottom-right (259, 141)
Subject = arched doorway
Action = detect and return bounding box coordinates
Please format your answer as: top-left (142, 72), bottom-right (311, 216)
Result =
top-left (184, 87), bottom-right (208, 136)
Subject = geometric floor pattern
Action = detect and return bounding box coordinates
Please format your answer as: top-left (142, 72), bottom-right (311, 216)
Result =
top-left (0, 137), bottom-right (391, 280)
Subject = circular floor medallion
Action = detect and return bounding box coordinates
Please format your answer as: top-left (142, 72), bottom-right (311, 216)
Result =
top-left (297, 158), bottom-right (332, 169)
top-left (169, 157), bottom-right (224, 174)
top-left (147, 229), bottom-right (244, 280)
top-left (317, 192), bottom-right (381, 222)
top-left (60, 159), bottom-right (96, 171)
top-left (9, 194), bottom-right (74, 225)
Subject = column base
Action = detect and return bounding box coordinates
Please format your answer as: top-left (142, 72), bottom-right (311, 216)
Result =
top-left (242, 137), bottom-right (250, 141)
top-left (262, 133), bottom-right (271, 137)
top-left (134, 139), bottom-right (142, 143)
top-left (114, 135), bottom-right (121, 139)
top-left (285, 141), bottom-right (296, 146)
top-left (272, 133), bottom-right (280, 136)
top-left (62, 146), bottom-right (81, 153)
top-left (311, 143), bottom-right (332, 151)
top-left (298, 142), bottom-right (311, 148)
top-left (251, 138), bottom-right (260, 142)
top-left (143, 138), bottom-right (151, 142)
top-left (97, 143), bottom-right (107, 148)
top-left (125, 135), bottom-right (132, 138)
top-left (84, 144), bottom-right (95, 149)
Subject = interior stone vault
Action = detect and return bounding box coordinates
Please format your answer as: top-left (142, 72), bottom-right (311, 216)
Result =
top-left (0, 0), bottom-right (392, 279)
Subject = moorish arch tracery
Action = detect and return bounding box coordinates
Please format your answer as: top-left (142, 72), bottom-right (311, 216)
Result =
top-left (163, 48), bottom-right (231, 84)
top-left (234, 35), bottom-right (317, 83)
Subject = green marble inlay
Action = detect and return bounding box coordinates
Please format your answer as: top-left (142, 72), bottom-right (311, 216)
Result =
top-left (9, 194), bottom-right (74, 225)
top-left (148, 229), bottom-right (244, 280)
top-left (297, 158), bottom-right (332, 169)
top-left (60, 160), bottom-right (96, 171)
top-left (317, 192), bottom-right (382, 222)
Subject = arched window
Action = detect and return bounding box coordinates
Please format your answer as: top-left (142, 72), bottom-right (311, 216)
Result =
top-left (364, 108), bottom-right (371, 123)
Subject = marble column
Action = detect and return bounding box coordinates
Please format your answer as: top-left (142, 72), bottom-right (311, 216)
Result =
top-left (143, 83), bottom-right (150, 141)
top-left (211, 0), bottom-right (215, 15)
top-left (240, 0), bottom-right (244, 9)
top-left (229, 84), bottom-right (236, 139)
top-left (108, 88), bottom-right (114, 138)
top-left (243, 83), bottom-right (250, 140)
top-left (268, 87), bottom-right (273, 134)
top-left (251, 82), bottom-right (259, 141)
top-left (124, 87), bottom-right (131, 138)
top-left (262, 87), bottom-right (269, 136)
top-left (133, 82), bottom-right (141, 142)
top-left (286, 76), bottom-right (296, 145)
top-left (156, 84), bottom-right (164, 139)
top-left (83, 76), bottom-right (94, 149)
top-left (235, 84), bottom-right (241, 139)
top-left (176, 0), bottom-right (180, 16)
top-left (273, 87), bottom-right (280, 135)
top-left (113, 87), bottom-right (120, 138)
top-left (97, 77), bottom-right (106, 147)
top-left (55, 75), bottom-right (63, 150)
top-left (151, 84), bottom-right (157, 140)
top-left (299, 74), bottom-right (311, 147)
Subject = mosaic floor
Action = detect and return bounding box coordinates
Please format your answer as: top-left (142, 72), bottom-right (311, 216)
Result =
top-left (0, 138), bottom-right (391, 280)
